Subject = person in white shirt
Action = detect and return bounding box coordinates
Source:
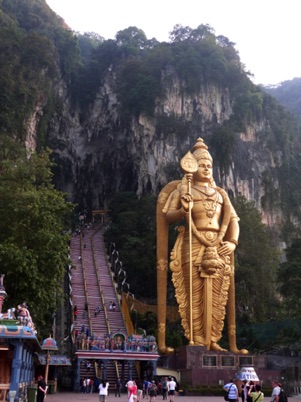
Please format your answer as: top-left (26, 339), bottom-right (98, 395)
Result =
top-left (271, 381), bottom-right (281, 402)
top-left (224, 380), bottom-right (239, 402)
top-left (167, 378), bottom-right (176, 402)
top-left (99, 379), bottom-right (109, 402)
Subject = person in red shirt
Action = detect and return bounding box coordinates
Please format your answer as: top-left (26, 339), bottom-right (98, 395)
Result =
top-left (74, 305), bottom-right (78, 321)
top-left (128, 380), bottom-right (138, 402)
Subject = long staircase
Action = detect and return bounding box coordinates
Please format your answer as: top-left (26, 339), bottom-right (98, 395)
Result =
top-left (70, 224), bottom-right (130, 387)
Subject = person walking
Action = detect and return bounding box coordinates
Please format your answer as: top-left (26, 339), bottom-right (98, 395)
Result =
top-left (73, 305), bottom-right (78, 321)
top-left (83, 302), bottom-right (88, 318)
top-left (99, 379), bottom-right (109, 402)
top-left (167, 377), bottom-right (176, 402)
top-left (143, 379), bottom-right (150, 399)
top-left (115, 377), bottom-right (122, 397)
top-left (246, 381), bottom-right (255, 402)
top-left (271, 381), bottom-right (281, 402)
top-left (136, 379), bottom-right (143, 401)
top-left (83, 378), bottom-right (87, 394)
top-left (161, 377), bottom-right (168, 400)
top-left (128, 380), bottom-right (138, 402)
top-left (149, 381), bottom-right (157, 402)
top-left (224, 379), bottom-right (239, 402)
top-left (248, 384), bottom-right (264, 402)
top-left (37, 375), bottom-right (47, 402)
top-left (241, 381), bottom-right (247, 402)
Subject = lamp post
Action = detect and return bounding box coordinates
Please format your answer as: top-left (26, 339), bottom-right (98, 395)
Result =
top-left (0, 274), bottom-right (7, 315)
top-left (41, 335), bottom-right (58, 385)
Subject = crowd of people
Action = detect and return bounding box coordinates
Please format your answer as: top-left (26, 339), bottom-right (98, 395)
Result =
top-left (92, 377), bottom-right (179, 402)
top-left (224, 379), bottom-right (286, 402)
top-left (126, 377), bottom-right (178, 402)
top-left (79, 377), bottom-right (95, 394)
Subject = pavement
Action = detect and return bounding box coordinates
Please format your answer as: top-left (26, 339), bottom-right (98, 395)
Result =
top-left (46, 393), bottom-right (301, 402)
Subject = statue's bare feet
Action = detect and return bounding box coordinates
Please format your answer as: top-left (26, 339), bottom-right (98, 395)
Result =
top-left (210, 342), bottom-right (228, 352)
top-left (159, 346), bottom-right (174, 354)
top-left (229, 345), bottom-right (249, 354)
top-left (236, 348), bottom-right (249, 355)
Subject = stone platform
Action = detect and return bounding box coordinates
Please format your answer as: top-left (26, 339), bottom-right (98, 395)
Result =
top-left (160, 346), bottom-right (280, 386)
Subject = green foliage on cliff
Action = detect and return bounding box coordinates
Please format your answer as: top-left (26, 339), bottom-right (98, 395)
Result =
top-left (278, 239), bottom-right (301, 317)
top-left (74, 23), bottom-right (248, 117)
top-left (116, 59), bottom-right (161, 118)
top-left (104, 192), bottom-right (158, 300)
top-left (263, 78), bottom-right (301, 124)
top-left (209, 127), bottom-right (237, 178)
top-left (0, 0), bottom-right (81, 138)
top-left (0, 138), bottom-right (73, 334)
top-left (233, 196), bottom-right (280, 323)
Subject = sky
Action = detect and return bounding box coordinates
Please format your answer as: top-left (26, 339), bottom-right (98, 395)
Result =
top-left (45, 0), bottom-right (301, 86)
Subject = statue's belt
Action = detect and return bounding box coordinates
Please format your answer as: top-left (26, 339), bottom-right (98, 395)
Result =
top-left (202, 231), bottom-right (218, 242)
top-left (192, 229), bottom-right (219, 243)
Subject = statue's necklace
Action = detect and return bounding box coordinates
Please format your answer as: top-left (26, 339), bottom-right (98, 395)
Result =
top-left (192, 186), bottom-right (219, 219)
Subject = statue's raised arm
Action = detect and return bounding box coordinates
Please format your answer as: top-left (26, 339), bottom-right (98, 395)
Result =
top-left (157, 138), bottom-right (248, 354)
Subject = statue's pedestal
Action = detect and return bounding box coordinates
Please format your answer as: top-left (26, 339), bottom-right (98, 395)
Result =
top-left (159, 345), bottom-right (282, 387)
top-left (164, 345), bottom-right (254, 387)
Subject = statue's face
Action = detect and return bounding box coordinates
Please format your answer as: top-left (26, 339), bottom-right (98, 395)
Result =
top-left (194, 159), bottom-right (213, 182)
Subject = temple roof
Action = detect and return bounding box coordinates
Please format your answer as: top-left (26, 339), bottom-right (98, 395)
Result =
top-left (0, 323), bottom-right (41, 350)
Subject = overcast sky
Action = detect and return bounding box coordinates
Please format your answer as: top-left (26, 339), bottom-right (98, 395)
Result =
top-left (45, 0), bottom-right (301, 86)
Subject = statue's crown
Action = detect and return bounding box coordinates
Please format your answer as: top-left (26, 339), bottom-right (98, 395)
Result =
top-left (192, 137), bottom-right (212, 162)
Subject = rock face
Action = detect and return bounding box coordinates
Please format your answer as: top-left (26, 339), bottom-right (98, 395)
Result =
top-left (26, 68), bottom-right (288, 235)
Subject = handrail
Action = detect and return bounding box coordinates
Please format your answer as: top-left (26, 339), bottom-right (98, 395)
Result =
top-left (121, 293), bottom-right (135, 336)
top-left (91, 225), bottom-right (110, 335)
top-left (94, 361), bottom-right (101, 379)
top-left (80, 234), bottom-right (93, 335)
top-left (106, 241), bottom-right (133, 333)
top-left (114, 360), bottom-right (119, 379)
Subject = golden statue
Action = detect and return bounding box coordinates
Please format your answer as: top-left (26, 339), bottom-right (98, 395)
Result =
top-left (157, 138), bottom-right (248, 354)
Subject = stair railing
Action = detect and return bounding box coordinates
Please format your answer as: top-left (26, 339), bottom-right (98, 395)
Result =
top-left (91, 226), bottom-right (111, 335)
top-left (80, 233), bottom-right (93, 347)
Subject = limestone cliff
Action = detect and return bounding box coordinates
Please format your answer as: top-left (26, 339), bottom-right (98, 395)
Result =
top-left (44, 69), bottom-right (288, 238)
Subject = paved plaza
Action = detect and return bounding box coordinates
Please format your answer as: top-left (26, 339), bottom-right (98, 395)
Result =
top-left (46, 393), bottom-right (301, 402)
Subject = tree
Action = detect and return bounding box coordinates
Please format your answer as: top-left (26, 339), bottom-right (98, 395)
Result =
top-left (168, 24), bottom-right (192, 42)
top-left (116, 59), bottom-right (161, 117)
top-left (278, 239), bottom-right (301, 317)
top-left (104, 192), bottom-right (157, 299)
top-left (190, 24), bottom-right (215, 42)
top-left (0, 144), bottom-right (73, 334)
top-left (115, 26), bottom-right (147, 51)
top-left (77, 31), bottom-right (105, 64)
top-left (233, 196), bottom-right (279, 323)
top-left (209, 127), bottom-right (236, 182)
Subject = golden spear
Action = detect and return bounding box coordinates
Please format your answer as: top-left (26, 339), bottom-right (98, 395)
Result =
top-left (180, 151), bottom-right (198, 345)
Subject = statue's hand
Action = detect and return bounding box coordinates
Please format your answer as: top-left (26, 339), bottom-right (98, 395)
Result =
top-left (181, 194), bottom-right (193, 212)
top-left (218, 241), bottom-right (236, 256)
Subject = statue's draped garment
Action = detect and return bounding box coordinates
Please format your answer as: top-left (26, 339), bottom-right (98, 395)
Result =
top-left (162, 184), bottom-right (237, 349)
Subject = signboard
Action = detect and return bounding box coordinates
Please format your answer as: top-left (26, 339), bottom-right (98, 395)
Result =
top-left (221, 355), bottom-right (235, 367)
top-left (236, 366), bottom-right (259, 381)
top-left (239, 356), bottom-right (253, 366)
top-left (203, 355), bottom-right (217, 367)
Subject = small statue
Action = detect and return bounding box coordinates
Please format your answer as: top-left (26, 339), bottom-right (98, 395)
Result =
top-left (7, 307), bottom-right (16, 319)
top-left (17, 303), bottom-right (28, 325)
